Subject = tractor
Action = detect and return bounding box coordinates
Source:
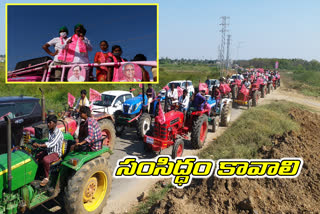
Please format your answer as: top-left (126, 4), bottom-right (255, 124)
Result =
top-left (115, 85), bottom-right (159, 139)
top-left (143, 90), bottom-right (232, 158)
top-left (0, 110), bottom-right (114, 214)
top-left (22, 89), bottom-right (116, 151)
top-left (233, 80), bottom-right (260, 109)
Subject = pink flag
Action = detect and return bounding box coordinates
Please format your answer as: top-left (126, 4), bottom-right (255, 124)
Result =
top-left (68, 93), bottom-right (76, 107)
top-left (157, 103), bottom-right (166, 124)
top-left (177, 86), bottom-right (183, 97)
top-left (275, 61), bottom-right (279, 69)
top-left (89, 88), bottom-right (101, 102)
top-left (139, 83), bottom-right (143, 88)
top-left (163, 85), bottom-right (169, 90)
top-left (199, 82), bottom-right (209, 94)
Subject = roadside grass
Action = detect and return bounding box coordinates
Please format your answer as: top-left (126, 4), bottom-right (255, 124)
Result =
top-left (199, 101), bottom-right (302, 159)
top-left (131, 182), bottom-right (173, 214)
top-left (280, 70), bottom-right (320, 97)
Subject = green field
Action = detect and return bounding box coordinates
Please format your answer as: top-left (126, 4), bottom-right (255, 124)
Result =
top-left (0, 63), bottom-right (219, 112)
top-left (281, 70), bottom-right (320, 97)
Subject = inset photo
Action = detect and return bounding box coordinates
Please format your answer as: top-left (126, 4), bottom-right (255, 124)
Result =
top-left (6, 3), bottom-right (158, 83)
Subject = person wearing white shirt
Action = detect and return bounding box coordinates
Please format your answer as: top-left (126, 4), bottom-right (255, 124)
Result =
top-left (167, 84), bottom-right (179, 104)
top-left (42, 26), bottom-right (70, 81)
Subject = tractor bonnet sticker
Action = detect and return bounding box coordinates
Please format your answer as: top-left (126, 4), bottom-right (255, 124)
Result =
top-left (113, 156), bottom-right (303, 188)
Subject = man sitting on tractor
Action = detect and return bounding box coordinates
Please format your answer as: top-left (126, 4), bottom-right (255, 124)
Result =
top-left (244, 78), bottom-right (251, 89)
top-left (33, 115), bottom-right (64, 187)
top-left (193, 90), bottom-right (206, 111)
top-left (178, 89), bottom-right (189, 113)
top-left (75, 89), bottom-right (90, 112)
top-left (74, 106), bottom-right (103, 151)
top-left (146, 84), bottom-right (155, 112)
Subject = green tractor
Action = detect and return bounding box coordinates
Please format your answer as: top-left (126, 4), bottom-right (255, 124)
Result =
top-left (0, 115), bottom-right (113, 214)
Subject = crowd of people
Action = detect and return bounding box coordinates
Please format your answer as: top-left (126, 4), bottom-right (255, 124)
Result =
top-left (43, 24), bottom-right (156, 82)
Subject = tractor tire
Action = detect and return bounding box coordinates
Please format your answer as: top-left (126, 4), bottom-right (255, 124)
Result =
top-left (220, 102), bottom-right (231, 127)
top-left (274, 83), bottom-right (277, 90)
top-left (172, 139), bottom-right (184, 159)
top-left (247, 99), bottom-right (252, 109)
top-left (191, 114), bottom-right (208, 149)
top-left (267, 84), bottom-right (271, 94)
top-left (261, 85), bottom-right (266, 98)
top-left (211, 116), bottom-right (219, 133)
top-left (252, 91), bottom-right (258, 107)
top-left (231, 85), bottom-right (238, 99)
top-left (137, 113), bottom-right (151, 139)
top-left (98, 119), bottom-right (116, 151)
top-left (143, 128), bottom-right (154, 153)
top-left (114, 111), bottom-right (125, 137)
top-left (64, 157), bottom-right (112, 214)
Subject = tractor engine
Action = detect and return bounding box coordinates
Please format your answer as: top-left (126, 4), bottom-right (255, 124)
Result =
top-left (154, 111), bottom-right (184, 141)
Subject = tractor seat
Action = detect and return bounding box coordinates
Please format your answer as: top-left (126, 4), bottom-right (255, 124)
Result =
top-left (49, 140), bottom-right (68, 168)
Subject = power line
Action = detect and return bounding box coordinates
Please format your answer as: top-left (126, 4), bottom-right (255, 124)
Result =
top-left (218, 16), bottom-right (229, 77)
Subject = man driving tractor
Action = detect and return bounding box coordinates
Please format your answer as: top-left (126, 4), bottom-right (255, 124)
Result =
top-left (33, 115), bottom-right (64, 187)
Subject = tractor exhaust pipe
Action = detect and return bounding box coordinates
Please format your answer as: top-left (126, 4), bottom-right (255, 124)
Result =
top-left (5, 116), bottom-right (12, 193)
top-left (39, 88), bottom-right (45, 123)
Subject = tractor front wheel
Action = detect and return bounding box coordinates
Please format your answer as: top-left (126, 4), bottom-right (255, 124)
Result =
top-left (267, 84), bottom-right (271, 94)
top-left (211, 116), bottom-right (219, 133)
top-left (64, 157), bottom-right (112, 214)
top-left (137, 113), bottom-right (151, 139)
top-left (172, 139), bottom-right (184, 159)
top-left (99, 119), bottom-right (116, 151)
top-left (191, 115), bottom-right (208, 149)
top-left (221, 102), bottom-right (231, 127)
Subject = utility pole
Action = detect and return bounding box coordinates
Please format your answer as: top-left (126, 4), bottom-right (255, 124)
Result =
top-left (226, 34), bottom-right (231, 70)
top-left (218, 16), bottom-right (229, 77)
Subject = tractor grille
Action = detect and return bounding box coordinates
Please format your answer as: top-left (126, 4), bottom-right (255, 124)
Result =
top-left (154, 123), bottom-right (168, 139)
top-left (238, 93), bottom-right (245, 100)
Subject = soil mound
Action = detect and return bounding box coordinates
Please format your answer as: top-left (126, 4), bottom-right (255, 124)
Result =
top-left (149, 109), bottom-right (320, 214)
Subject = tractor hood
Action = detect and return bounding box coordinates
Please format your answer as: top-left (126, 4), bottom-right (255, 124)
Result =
top-left (0, 150), bottom-right (37, 197)
top-left (124, 94), bottom-right (148, 106)
top-left (122, 94), bottom-right (148, 115)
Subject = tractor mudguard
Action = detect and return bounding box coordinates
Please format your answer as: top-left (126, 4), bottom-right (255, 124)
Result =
top-left (61, 146), bottom-right (110, 171)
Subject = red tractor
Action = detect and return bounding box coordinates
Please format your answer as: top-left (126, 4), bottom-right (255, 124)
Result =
top-left (233, 79), bottom-right (261, 109)
top-left (143, 92), bottom-right (232, 158)
top-left (230, 78), bottom-right (242, 99)
top-left (256, 76), bottom-right (268, 98)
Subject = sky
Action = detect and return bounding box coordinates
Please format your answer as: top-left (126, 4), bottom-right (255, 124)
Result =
top-left (6, 4), bottom-right (157, 70)
top-left (1, 0), bottom-right (320, 62)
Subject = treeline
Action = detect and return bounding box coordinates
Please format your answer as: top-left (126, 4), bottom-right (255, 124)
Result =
top-left (234, 58), bottom-right (320, 71)
top-left (160, 57), bottom-right (217, 65)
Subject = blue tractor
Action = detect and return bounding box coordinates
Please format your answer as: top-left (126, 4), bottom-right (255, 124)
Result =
top-left (115, 85), bottom-right (160, 139)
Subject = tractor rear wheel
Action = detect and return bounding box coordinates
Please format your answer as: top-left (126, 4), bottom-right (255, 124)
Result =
top-left (191, 115), bottom-right (208, 149)
top-left (64, 157), bottom-right (112, 214)
top-left (231, 85), bottom-right (238, 99)
top-left (252, 91), bottom-right (258, 107)
top-left (172, 139), bottom-right (184, 158)
top-left (137, 113), bottom-right (151, 139)
top-left (261, 85), bottom-right (266, 98)
top-left (98, 119), bottom-right (116, 151)
top-left (221, 102), bottom-right (231, 127)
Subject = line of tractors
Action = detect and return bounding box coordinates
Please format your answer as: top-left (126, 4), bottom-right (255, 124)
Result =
top-left (0, 69), bottom-right (280, 214)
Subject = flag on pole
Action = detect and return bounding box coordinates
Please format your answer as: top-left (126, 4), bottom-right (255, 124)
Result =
top-left (139, 83), bottom-right (143, 88)
top-left (157, 102), bottom-right (166, 124)
top-left (89, 88), bottom-right (102, 102)
top-left (177, 86), bottom-right (183, 97)
top-left (68, 93), bottom-right (76, 107)
top-left (163, 85), bottom-right (169, 90)
top-left (199, 82), bottom-right (209, 94)
top-left (275, 61), bottom-right (279, 69)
